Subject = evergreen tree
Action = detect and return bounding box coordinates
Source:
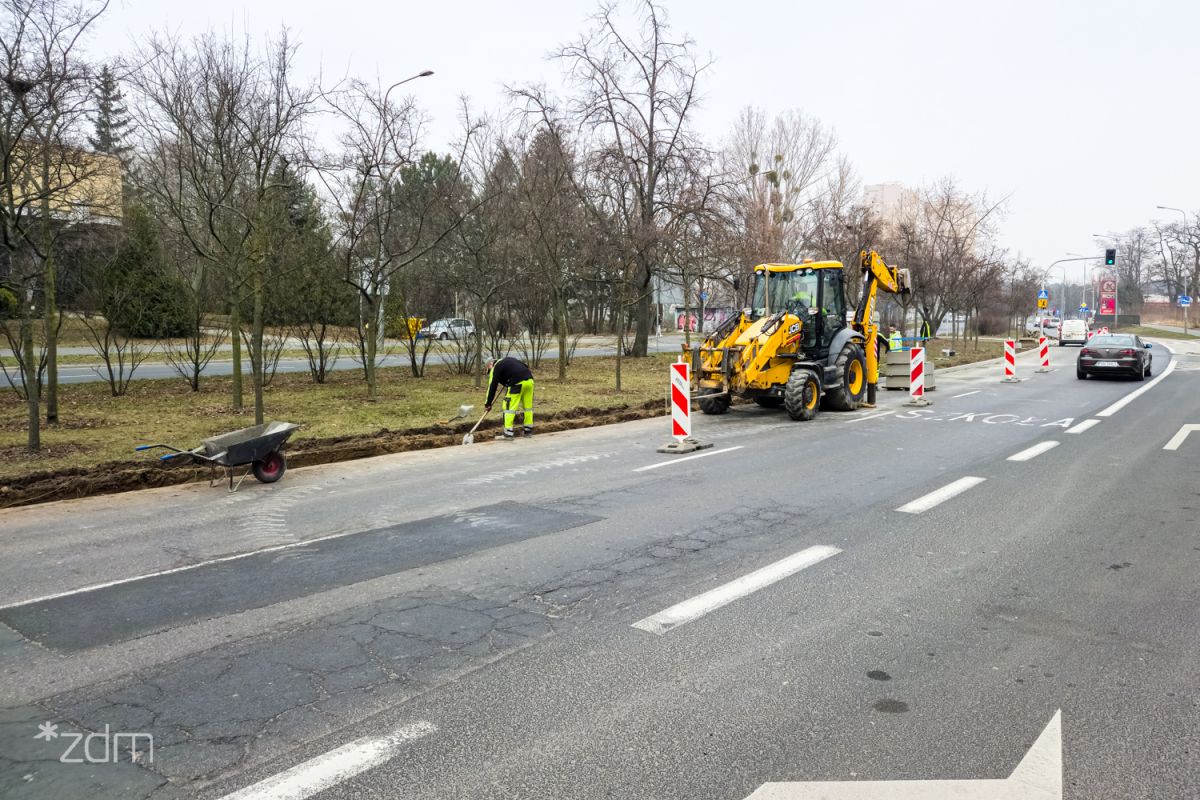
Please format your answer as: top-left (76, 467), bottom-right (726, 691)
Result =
top-left (88, 65), bottom-right (131, 161)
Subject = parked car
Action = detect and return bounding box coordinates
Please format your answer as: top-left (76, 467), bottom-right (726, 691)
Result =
top-left (1058, 319), bottom-right (1088, 346)
top-left (1077, 334), bottom-right (1152, 380)
top-left (418, 318), bottom-right (476, 340)
top-left (1025, 316), bottom-right (1061, 336)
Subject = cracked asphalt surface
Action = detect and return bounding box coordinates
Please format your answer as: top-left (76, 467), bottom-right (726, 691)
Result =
top-left (1, 339), bottom-right (1198, 799)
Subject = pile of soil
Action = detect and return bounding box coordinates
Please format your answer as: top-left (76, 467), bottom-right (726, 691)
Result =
top-left (0, 399), bottom-right (666, 509)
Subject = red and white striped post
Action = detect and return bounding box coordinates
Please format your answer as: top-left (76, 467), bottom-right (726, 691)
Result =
top-left (1036, 335), bottom-right (1051, 373)
top-left (670, 359), bottom-right (690, 440)
top-left (904, 346), bottom-right (930, 406)
top-left (1002, 339), bottom-right (1021, 382)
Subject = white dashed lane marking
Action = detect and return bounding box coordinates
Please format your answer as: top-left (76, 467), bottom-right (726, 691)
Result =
top-left (895, 476), bottom-right (987, 514)
top-left (632, 545), bottom-right (841, 635)
top-left (1007, 441), bottom-right (1060, 462)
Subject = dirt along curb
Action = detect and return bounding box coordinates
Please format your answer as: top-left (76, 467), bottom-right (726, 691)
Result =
top-left (0, 399), bottom-right (667, 510)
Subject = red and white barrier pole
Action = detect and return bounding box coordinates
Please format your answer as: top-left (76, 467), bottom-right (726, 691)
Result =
top-left (1002, 339), bottom-right (1021, 382)
top-left (1037, 335), bottom-right (1051, 373)
top-left (671, 359), bottom-right (690, 439)
top-left (904, 346), bottom-right (930, 406)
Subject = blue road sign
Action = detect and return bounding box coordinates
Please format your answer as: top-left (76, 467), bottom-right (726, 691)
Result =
top-left (1079, 303), bottom-right (1088, 313)
top-left (1037, 289), bottom-right (1050, 300)
top-left (699, 291), bottom-right (709, 302)
top-left (1180, 295), bottom-right (1192, 307)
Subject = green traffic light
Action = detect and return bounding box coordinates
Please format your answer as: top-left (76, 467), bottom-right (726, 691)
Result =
top-left (1104, 248), bottom-right (1116, 266)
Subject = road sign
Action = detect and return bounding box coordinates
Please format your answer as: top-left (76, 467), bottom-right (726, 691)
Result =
top-left (1037, 289), bottom-right (1050, 300)
top-left (1037, 298), bottom-right (1048, 309)
top-left (1179, 295), bottom-right (1192, 307)
top-left (699, 291), bottom-right (709, 302)
top-left (1079, 302), bottom-right (1088, 312)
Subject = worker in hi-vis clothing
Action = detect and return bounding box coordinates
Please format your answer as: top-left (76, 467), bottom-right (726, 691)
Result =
top-left (888, 326), bottom-right (903, 352)
top-left (485, 357), bottom-right (535, 440)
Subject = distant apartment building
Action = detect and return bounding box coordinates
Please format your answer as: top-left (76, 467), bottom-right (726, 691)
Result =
top-left (862, 182), bottom-right (919, 230)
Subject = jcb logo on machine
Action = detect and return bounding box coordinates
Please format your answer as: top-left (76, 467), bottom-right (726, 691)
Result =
top-left (788, 323), bottom-right (801, 335)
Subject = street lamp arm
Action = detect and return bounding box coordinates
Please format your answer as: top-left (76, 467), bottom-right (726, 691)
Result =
top-left (383, 70), bottom-right (435, 106)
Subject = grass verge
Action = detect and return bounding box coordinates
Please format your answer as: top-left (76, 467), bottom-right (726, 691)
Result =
top-left (0, 339), bottom-right (1008, 507)
top-left (1116, 325), bottom-right (1200, 340)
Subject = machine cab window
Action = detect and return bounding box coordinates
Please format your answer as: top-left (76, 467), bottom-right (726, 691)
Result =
top-left (751, 267), bottom-right (820, 320)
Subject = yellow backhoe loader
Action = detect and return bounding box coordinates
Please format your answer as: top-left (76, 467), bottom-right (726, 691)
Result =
top-left (685, 250), bottom-right (910, 421)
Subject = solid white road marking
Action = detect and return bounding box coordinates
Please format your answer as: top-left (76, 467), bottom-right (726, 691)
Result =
top-left (951, 390), bottom-right (981, 398)
top-left (1007, 441), bottom-right (1060, 462)
top-left (895, 476), bottom-right (987, 514)
top-left (631, 545), bottom-right (841, 635)
top-left (1096, 360), bottom-right (1177, 417)
top-left (744, 711), bottom-right (1062, 799)
top-left (1066, 419), bottom-right (1101, 435)
top-left (218, 721), bottom-right (435, 800)
top-left (1163, 424), bottom-right (1200, 451)
top-left (633, 446), bottom-right (743, 472)
top-left (843, 410), bottom-right (896, 424)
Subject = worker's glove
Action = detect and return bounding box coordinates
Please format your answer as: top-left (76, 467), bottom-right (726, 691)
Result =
top-left (484, 404), bottom-right (492, 412)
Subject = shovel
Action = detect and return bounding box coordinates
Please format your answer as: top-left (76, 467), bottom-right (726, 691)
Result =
top-left (461, 405), bottom-right (491, 445)
top-left (441, 404), bottom-right (474, 425)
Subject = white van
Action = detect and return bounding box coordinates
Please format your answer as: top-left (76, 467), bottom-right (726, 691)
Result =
top-left (1058, 319), bottom-right (1088, 346)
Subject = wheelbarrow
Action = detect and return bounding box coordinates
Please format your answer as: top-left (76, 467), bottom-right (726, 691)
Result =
top-left (137, 421), bottom-right (301, 491)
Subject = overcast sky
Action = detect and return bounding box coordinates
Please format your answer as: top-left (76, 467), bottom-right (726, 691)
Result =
top-left (90, 0), bottom-right (1197, 284)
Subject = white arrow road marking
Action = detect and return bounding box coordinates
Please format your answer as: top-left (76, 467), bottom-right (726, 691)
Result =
top-left (895, 477), bottom-right (986, 514)
top-left (218, 721), bottom-right (436, 800)
top-left (632, 545), bottom-right (841, 635)
top-left (1163, 424), bottom-right (1200, 451)
top-left (744, 710), bottom-right (1062, 799)
top-left (1007, 441), bottom-right (1060, 462)
top-left (1097, 359), bottom-right (1176, 417)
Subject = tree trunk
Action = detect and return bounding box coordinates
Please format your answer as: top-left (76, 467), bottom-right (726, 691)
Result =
top-left (230, 297), bottom-right (243, 409)
top-left (365, 293), bottom-right (379, 402)
top-left (40, 189), bottom-right (58, 424)
top-left (474, 298), bottom-right (485, 389)
top-left (252, 269), bottom-right (265, 425)
top-left (632, 270), bottom-right (651, 357)
top-left (22, 296), bottom-right (39, 451)
top-left (555, 291), bottom-right (567, 381)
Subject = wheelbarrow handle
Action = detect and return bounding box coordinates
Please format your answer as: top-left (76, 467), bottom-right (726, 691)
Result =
top-left (136, 443), bottom-right (184, 453)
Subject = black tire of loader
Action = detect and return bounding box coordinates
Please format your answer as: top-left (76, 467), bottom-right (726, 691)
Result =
top-left (784, 368), bottom-right (820, 421)
top-left (823, 342), bottom-right (867, 411)
top-left (698, 391), bottom-right (730, 415)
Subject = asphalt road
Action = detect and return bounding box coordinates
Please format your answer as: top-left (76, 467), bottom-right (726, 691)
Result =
top-left (0, 338), bottom-right (1197, 799)
top-left (5, 335), bottom-right (687, 386)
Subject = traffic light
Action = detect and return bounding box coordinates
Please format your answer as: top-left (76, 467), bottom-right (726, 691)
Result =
top-left (1105, 248), bottom-right (1116, 266)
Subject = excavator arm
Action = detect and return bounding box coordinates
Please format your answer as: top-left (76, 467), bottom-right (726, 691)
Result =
top-left (853, 250), bottom-right (911, 406)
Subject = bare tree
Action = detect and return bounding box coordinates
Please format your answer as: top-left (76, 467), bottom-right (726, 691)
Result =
top-left (1, 0), bottom-right (111, 448)
top-left (310, 76), bottom-right (478, 399)
top-left (890, 179), bottom-right (1006, 337)
top-left (535, 0), bottom-right (712, 357)
top-left (721, 107), bottom-right (839, 266)
top-left (131, 29), bottom-right (313, 423)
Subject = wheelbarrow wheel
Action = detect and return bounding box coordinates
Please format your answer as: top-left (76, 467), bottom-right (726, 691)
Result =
top-left (252, 451), bottom-right (287, 484)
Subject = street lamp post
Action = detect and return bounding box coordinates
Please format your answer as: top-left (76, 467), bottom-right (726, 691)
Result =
top-left (1035, 257), bottom-right (1092, 334)
top-left (1066, 252), bottom-right (1100, 318)
top-left (1156, 206), bottom-right (1191, 334)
